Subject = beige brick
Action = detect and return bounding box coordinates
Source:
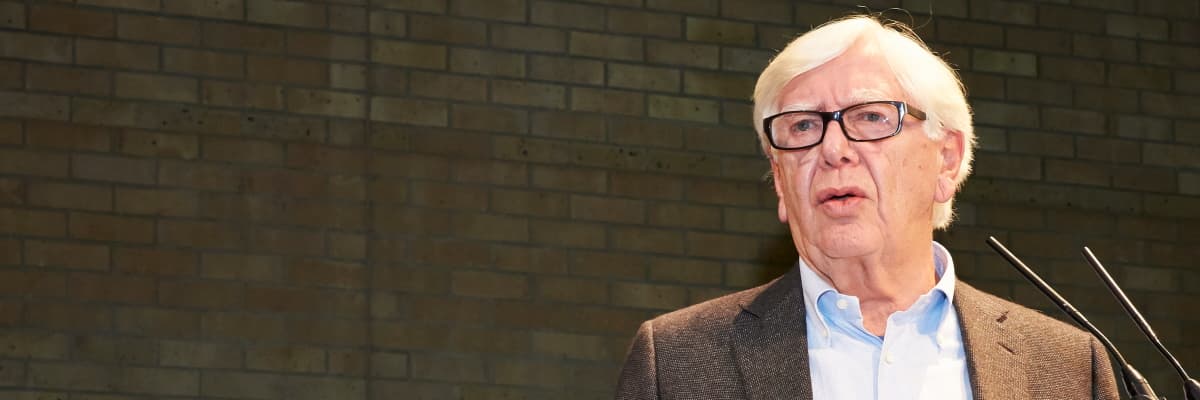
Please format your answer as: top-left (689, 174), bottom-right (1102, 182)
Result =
top-left (0, 207), bottom-right (66, 237)
top-left (1042, 107), bottom-right (1106, 135)
top-left (118, 129), bottom-right (199, 160)
top-left (937, 20), bottom-right (1003, 46)
top-left (450, 47), bottom-right (525, 77)
top-left (531, 110), bottom-right (605, 141)
top-left (536, 276), bottom-right (607, 304)
top-left (247, 55), bottom-right (329, 85)
top-left (26, 64), bottom-right (111, 96)
top-left (372, 39), bottom-right (446, 69)
top-left (201, 309), bottom-right (285, 338)
top-left (648, 0), bottom-right (717, 14)
top-left (570, 194), bottom-right (644, 223)
top-left (1073, 33), bottom-right (1136, 62)
top-left (720, 0), bottom-right (790, 23)
top-left (973, 49), bottom-right (1036, 77)
top-left (533, 0), bottom-right (604, 29)
top-left (160, 340), bottom-right (242, 368)
top-left (1006, 26), bottom-right (1071, 55)
top-left (531, 165), bottom-right (606, 193)
top-left (568, 31), bottom-right (643, 62)
top-left (76, 38), bottom-right (158, 70)
top-left (286, 143), bottom-right (367, 173)
top-left (451, 270), bottom-right (528, 299)
top-left (973, 100), bottom-right (1038, 128)
top-left (683, 70), bottom-right (753, 99)
top-left (368, 10), bottom-right (405, 37)
top-left (1041, 56), bottom-right (1105, 84)
top-left (248, 0), bottom-right (325, 28)
top-left (492, 359), bottom-right (568, 388)
top-left (329, 5), bottom-right (366, 33)
top-left (491, 24), bottom-right (565, 52)
top-left (285, 88), bottom-right (365, 118)
top-left (0, 331), bottom-right (70, 359)
top-left (371, 96), bottom-right (447, 126)
top-left (330, 62), bottom-right (367, 90)
top-left (0, 178), bottom-right (22, 206)
top-left (410, 14), bottom-right (486, 45)
top-left (113, 246), bottom-right (197, 276)
top-left (610, 8), bottom-right (681, 38)
top-left (202, 81), bottom-right (284, 110)
top-left (686, 16), bottom-right (754, 45)
top-left (68, 272), bottom-right (157, 304)
top-left (247, 345), bottom-right (326, 373)
top-left (25, 120), bottom-right (111, 152)
top-left (159, 220), bottom-right (244, 249)
top-left (609, 63), bottom-right (679, 92)
top-left (572, 87), bottom-right (645, 116)
top-left (612, 282), bottom-right (687, 309)
top-left (648, 95), bottom-right (718, 123)
top-left (452, 0), bottom-right (524, 22)
top-left (0, 2), bottom-right (24, 29)
top-left (0, 91), bottom-right (68, 121)
top-left (0, 148), bottom-right (67, 177)
top-left (26, 240), bottom-right (109, 270)
top-left (72, 154), bottom-right (156, 184)
top-left (164, 47), bottom-right (244, 78)
top-left (491, 188), bottom-right (567, 217)
top-left (410, 71), bottom-right (488, 101)
top-left (26, 302), bottom-right (111, 331)
top-left (203, 21), bottom-right (285, 52)
top-left (117, 13), bottom-right (199, 44)
top-left (492, 80), bottom-right (566, 109)
top-left (376, 0), bottom-right (445, 13)
top-left (452, 212), bottom-right (529, 242)
top-left (371, 352), bottom-right (409, 378)
top-left (530, 55), bottom-right (604, 85)
top-left (647, 39), bottom-right (719, 69)
top-left (1005, 78), bottom-right (1071, 106)
top-left (0, 31), bottom-right (72, 63)
top-left (530, 220), bottom-right (606, 248)
top-left (116, 72), bottom-right (197, 103)
top-left (969, 0), bottom-right (1034, 24)
top-left (1107, 13), bottom-right (1168, 39)
top-left (0, 61), bottom-right (19, 90)
top-left (70, 211), bottom-right (155, 243)
top-left (163, 0), bottom-right (243, 20)
top-left (249, 227), bottom-right (325, 256)
top-left (29, 4), bottom-right (114, 37)
top-left (288, 31), bottom-right (366, 61)
top-left (649, 257), bottom-right (722, 285)
top-left (613, 225), bottom-right (686, 254)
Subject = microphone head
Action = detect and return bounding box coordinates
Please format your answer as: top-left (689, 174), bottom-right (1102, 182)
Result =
top-left (1185, 378), bottom-right (1200, 400)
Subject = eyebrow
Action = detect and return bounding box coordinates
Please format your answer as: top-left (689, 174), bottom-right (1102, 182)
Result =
top-left (776, 88), bottom-right (894, 112)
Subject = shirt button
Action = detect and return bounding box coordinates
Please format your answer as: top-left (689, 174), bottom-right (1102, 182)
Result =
top-left (835, 299), bottom-right (849, 310)
top-left (884, 352), bottom-right (894, 364)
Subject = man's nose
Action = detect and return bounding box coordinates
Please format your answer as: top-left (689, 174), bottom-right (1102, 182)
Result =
top-left (819, 121), bottom-right (857, 167)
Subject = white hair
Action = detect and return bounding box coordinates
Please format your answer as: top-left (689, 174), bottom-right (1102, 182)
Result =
top-left (752, 15), bottom-right (975, 229)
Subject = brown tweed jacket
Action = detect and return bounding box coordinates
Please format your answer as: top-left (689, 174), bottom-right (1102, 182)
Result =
top-left (616, 266), bottom-right (1120, 400)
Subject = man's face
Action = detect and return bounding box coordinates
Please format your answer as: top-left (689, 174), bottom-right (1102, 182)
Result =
top-left (768, 41), bottom-right (963, 260)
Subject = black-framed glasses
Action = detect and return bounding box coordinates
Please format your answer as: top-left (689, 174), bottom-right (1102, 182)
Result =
top-left (762, 101), bottom-right (927, 150)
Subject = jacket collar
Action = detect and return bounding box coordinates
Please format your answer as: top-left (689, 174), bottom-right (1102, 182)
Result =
top-left (732, 266), bottom-right (1030, 400)
top-left (954, 282), bottom-right (1031, 400)
top-left (732, 265), bottom-right (814, 400)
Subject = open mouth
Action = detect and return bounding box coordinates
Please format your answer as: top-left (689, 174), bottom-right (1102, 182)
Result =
top-left (817, 187), bottom-right (866, 204)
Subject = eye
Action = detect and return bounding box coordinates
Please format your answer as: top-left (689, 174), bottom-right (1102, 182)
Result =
top-left (857, 112), bottom-right (887, 123)
top-left (792, 119), bottom-right (818, 132)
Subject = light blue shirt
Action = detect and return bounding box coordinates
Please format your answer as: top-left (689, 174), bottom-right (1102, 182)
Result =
top-left (800, 241), bottom-right (972, 400)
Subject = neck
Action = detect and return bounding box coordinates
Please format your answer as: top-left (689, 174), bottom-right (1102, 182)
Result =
top-left (802, 238), bottom-right (938, 336)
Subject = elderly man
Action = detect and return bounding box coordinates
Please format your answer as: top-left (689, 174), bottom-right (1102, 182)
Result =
top-left (616, 16), bottom-right (1119, 400)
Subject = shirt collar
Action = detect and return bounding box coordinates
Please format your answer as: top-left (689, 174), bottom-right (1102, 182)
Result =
top-left (798, 240), bottom-right (958, 346)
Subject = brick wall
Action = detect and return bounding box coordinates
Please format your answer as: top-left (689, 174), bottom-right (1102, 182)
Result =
top-left (0, 0), bottom-right (1196, 398)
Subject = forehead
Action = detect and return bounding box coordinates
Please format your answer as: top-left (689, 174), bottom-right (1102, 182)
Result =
top-left (776, 44), bottom-right (905, 112)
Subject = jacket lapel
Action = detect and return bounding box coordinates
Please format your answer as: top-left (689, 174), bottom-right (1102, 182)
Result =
top-left (955, 283), bottom-right (1030, 400)
top-left (732, 266), bottom-right (813, 400)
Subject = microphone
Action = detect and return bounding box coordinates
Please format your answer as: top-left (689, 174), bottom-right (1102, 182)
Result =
top-left (985, 237), bottom-right (1157, 400)
top-left (1081, 247), bottom-right (1200, 400)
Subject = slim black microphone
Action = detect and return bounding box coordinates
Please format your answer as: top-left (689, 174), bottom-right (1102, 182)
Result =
top-left (985, 237), bottom-right (1157, 400)
top-left (1081, 247), bottom-right (1200, 400)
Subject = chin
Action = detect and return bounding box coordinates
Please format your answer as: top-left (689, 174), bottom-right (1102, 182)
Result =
top-left (813, 225), bottom-right (881, 259)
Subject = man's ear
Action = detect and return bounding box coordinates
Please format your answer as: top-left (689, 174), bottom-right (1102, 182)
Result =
top-left (770, 160), bottom-right (788, 223)
top-left (934, 128), bottom-right (965, 203)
